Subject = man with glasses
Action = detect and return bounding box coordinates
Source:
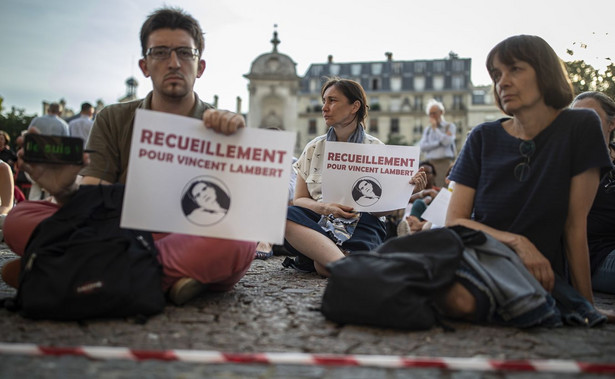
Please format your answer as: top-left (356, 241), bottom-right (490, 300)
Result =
top-left (2, 7), bottom-right (256, 306)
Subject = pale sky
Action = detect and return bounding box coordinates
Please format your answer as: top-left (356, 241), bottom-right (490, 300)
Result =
top-left (1, 0), bottom-right (613, 117)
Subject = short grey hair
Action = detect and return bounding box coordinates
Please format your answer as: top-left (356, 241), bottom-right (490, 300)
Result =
top-left (425, 99), bottom-right (445, 115)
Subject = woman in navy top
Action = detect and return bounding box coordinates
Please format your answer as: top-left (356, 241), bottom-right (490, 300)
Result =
top-left (443, 35), bottom-right (612, 320)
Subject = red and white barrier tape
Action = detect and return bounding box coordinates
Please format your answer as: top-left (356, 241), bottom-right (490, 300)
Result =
top-left (1, 342), bottom-right (614, 374)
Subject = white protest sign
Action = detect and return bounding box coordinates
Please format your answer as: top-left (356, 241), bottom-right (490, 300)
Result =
top-left (321, 142), bottom-right (420, 212)
top-left (121, 109), bottom-right (296, 244)
top-left (420, 188), bottom-right (452, 227)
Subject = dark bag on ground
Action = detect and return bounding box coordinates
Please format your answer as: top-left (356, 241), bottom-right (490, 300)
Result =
top-left (13, 184), bottom-right (165, 321)
top-left (321, 227), bottom-right (464, 330)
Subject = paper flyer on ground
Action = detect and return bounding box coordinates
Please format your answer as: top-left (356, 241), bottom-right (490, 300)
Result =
top-left (321, 142), bottom-right (420, 212)
top-left (121, 109), bottom-right (296, 244)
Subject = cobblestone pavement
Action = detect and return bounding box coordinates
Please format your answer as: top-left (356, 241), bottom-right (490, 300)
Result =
top-left (1, 245), bottom-right (614, 378)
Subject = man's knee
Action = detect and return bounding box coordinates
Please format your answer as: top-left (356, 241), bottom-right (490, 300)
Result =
top-left (4, 201), bottom-right (59, 255)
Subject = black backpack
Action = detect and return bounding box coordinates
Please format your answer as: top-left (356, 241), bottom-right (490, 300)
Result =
top-left (10, 184), bottom-right (165, 321)
top-left (321, 227), bottom-right (464, 330)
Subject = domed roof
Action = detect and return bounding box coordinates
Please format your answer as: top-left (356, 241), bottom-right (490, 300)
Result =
top-left (245, 28), bottom-right (299, 80)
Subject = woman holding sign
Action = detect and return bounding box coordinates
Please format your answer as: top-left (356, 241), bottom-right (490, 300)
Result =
top-left (283, 78), bottom-right (427, 276)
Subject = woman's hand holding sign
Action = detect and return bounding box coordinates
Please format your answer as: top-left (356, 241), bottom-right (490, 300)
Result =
top-left (320, 202), bottom-right (359, 220)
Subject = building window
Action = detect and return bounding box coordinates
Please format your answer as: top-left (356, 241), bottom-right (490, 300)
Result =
top-left (351, 64), bottom-right (362, 76)
top-left (390, 118), bottom-right (400, 134)
top-left (453, 94), bottom-right (464, 110)
top-left (472, 89), bottom-right (486, 105)
top-left (452, 74), bottom-right (465, 89)
top-left (330, 64), bottom-right (340, 76)
top-left (311, 65), bottom-right (323, 76)
top-left (308, 119), bottom-right (317, 134)
top-left (390, 76), bottom-right (402, 91)
top-left (371, 78), bottom-right (380, 91)
top-left (310, 78), bottom-right (320, 93)
top-left (433, 61), bottom-right (445, 73)
top-left (415, 61), bottom-right (426, 74)
top-left (310, 98), bottom-right (321, 112)
top-left (402, 97), bottom-right (412, 112)
top-left (370, 96), bottom-right (381, 111)
top-left (392, 62), bottom-right (403, 75)
top-left (369, 118), bottom-right (379, 133)
top-left (390, 97), bottom-right (401, 112)
top-left (414, 96), bottom-right (423, 112)
top-left (433, 75), bottom-right (444, 90)
top-left (452, 60), bottom-right (465, 72)
top-left (414, 76), bottom-right (425, 91)
top-left (371, 63), bottom-right (383, 75)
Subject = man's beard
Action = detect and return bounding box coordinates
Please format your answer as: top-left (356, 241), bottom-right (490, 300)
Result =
top-left (160, 83), bottom-right (190, 99)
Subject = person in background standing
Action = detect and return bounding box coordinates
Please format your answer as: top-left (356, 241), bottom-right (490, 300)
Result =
top-left (26, 102), bottom-right (70, 200)
top-left (419, 99), bottom-right (456, 188)
top-left (69, 102), bottom-right (95, 147)
top-left (28, 102), bottom-right (69, 137)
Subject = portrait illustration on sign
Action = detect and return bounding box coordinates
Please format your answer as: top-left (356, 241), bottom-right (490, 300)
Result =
top-left (352, 177), bottom-right (382, 207)
top-left (181, 176), bottom-right (231, 226)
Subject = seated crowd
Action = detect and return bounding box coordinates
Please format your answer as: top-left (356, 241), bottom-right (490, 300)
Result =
top-left (0, 7), bottom-right (613, 326)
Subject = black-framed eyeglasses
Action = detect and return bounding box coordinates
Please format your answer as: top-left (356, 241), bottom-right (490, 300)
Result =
top-left (514, 139), bottom-right (535, 182)
top-left (146, 46), bottom-right (199, 61)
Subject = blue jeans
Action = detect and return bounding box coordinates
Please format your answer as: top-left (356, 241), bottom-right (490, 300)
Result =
top-left (592, 250), bottom-right (615, 294)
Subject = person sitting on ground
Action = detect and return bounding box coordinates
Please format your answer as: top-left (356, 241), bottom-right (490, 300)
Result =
top-left (398, 163), bottom-right (456, 236)
top-left (0, 7), bottom-right (256, 306)
top-left (571, 91), bottom-right (615, 295)
top-left (386, 160), bottom-right (438, 239)
top-left (442, 35), bottom-right (614, 323)
top-left (0, 160), bottom-right (15, 241)
top-left (282, 77), bottom-right (427, 276)
top-left (0, 131), bottom-right (17, 171)
top-left (408, 161), bottom-right (440, 203)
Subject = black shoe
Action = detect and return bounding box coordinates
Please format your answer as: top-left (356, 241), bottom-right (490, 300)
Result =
top-left (282, 255), bottom-right (316, 273)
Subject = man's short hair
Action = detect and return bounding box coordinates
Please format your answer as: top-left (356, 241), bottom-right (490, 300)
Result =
top-left (48, 103), bottom-right (61, 115)
top-left (419, 160), bottom-right (437, 177)
top-left (140, 7), bottom-right (205, 58)
top-left (80, 102), bottom-right (93, 112)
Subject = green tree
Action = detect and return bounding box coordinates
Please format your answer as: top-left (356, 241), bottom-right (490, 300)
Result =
top-left (565, 60), bottom-right (599, 95)
top-left (0, 102), bottom-right (36, 149)
top-left (565, 60), bottom-right (615, 99)
top-left (565, 39), bottom-right (614, 99)
top-left (599, 63), bottom-right (615, 99)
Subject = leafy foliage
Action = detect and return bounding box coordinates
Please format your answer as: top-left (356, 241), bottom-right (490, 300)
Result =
top-left (0, 97), bottom-right (37, 149)
top-left (565, 60), bottom-right (615, 99)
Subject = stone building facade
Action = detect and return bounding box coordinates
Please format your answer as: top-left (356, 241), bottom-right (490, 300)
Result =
top-left (245, 30), bottom-right (503, 157)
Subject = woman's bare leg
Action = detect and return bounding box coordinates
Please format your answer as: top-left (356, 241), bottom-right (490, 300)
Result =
top-left (285, 220), bottom-right (345, 277)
